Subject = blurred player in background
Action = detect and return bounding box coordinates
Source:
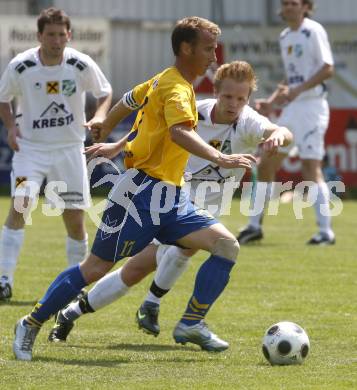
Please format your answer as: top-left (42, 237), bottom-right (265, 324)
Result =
top-left (238, 0), bottom-right (335, 245)
top-left (0, 7), bottom-right (112, 301)
top-left (47, 61), bottom-right (292, 349)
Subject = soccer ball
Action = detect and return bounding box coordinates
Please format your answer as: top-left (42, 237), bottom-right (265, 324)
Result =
top-left (262, 321), bottom-right (310, 365)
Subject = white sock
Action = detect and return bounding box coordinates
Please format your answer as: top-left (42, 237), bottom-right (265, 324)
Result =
top-left (66, 234), bottom-right (88, 266)
top-left (62, 267), bottom-right (130, 320)
top-left (87, 267), bottom-right (130, 311)
top-left (62, 300), bottom-right (83, 321)
top-left (0, 226), bottom-right (25, 286)
top-left (313, 182), bottom-right (334, 238)
top-left (249, 182), bottom-right (274, 229)
top-left (145, 246), bottom-right (190, 304)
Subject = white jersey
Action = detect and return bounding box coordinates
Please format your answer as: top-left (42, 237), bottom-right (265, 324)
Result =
top-left (185, 99), bottom-right (272, 217)
top-left (0, 46), bottom-right (112, 151)
top-left (279, 18), bottom-right (334, 102)
top-left (186, 98), bottom-right (271, 183)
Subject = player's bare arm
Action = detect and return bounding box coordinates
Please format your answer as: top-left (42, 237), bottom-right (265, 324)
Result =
top-left (85, 92), bottom-right (113, 129)
top-left (88, 99), bottom-right (132, 142)
top-left (85, 133), bottom-right (130, 160)
top-left (255, 80), bottom-right (289, 116)
top-left (284, 63), bottom-right (334, 102)
top-left (170, 123), bottom-right (256, 169)
top-left (260, 125), bottom-right (293, 155)
top-left (0, 102), bottom-right (21, 152)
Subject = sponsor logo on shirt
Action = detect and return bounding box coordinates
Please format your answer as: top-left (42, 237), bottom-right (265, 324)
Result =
top-left (32, 101), bottom-right (74, 129)
top-left (46, 81), bottom-right (59, 94)
top-left (209, 139), bottom-right (222, 149)
top-left (287, 44), bottom-right (303, 58)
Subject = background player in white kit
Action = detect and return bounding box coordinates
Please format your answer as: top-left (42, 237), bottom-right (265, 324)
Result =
top-left (48, 61), bottom-right (292, 350)
top-left (238, 0), bottom-right (335, 245)
top-left (0, 8), bottom-right (112, 301)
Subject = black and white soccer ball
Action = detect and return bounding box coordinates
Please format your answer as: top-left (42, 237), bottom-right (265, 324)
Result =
top-left (262, 321), bottom-right (310, 365)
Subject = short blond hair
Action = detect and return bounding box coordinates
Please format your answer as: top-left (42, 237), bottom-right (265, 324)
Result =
top-left (213, 61), bottom-right (257, 95)
top-left (171, 16), bottom-right (221, 56)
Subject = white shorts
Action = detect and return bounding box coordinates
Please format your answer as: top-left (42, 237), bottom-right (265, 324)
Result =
top-left (277, 98), bottom-right (329, 160)
top-left (11, 144), bottom-right (90, 209)
top-left (185, 177), bottom-right (238, 218)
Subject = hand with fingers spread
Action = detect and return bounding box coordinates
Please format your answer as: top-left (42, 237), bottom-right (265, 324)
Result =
top-left (84, 142), bottom-right (123, 161)
top-left (259, 125), bottom-right (293, 156)
top-left (215, 153), bottom-right (256, 170)
top-left (259, 134), bottom-right (285, 156)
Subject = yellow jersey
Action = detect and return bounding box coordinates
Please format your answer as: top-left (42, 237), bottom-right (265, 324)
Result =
top-left (123, 67), bottom-right (197, 186)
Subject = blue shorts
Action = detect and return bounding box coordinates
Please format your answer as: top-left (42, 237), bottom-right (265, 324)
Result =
top-left (91, 169), bottom-right (218, 262)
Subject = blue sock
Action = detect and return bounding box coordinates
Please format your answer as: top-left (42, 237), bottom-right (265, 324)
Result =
top-left (25, 265), bottom-right (87, 326)
top-left (180, 255), bottom-right (235, 326)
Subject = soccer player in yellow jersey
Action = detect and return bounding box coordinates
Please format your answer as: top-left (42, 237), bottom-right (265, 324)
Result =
top-left (14, 17), bottom-right (257, 360)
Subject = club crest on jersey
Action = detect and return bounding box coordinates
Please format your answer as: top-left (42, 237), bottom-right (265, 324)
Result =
top-left (294, 44), bottom-right (303, 58)
top-left (221, 139), bottom-right (232, 154)
top-left (33, 101), bottom-right (74, 129)
top-left (15, 176), bottom-right (27, 188)
top-left (209, 139), bottom-right (222, 149)
top-left (34, 82), bottom-right (41, 90)
top-left (62, 79), bottom-right (76, 96)
top-left (46, 81), bottom-right (59, 94)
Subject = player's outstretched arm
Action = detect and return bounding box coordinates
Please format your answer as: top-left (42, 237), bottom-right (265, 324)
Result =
top-left (87, 99), bottom-right (133, 142)
top-left (255, 81), bottom-right (288, 116)
top-left (170, 123), bottom-right (256, 169)
top-left (85, 93), bottom-right (113, 129)
top-left (0, 102), bottom-right (21, 151)
top-left (260, 125), bottom-right (293, 155)
top-left (84, 133), bottom-right (130, 160)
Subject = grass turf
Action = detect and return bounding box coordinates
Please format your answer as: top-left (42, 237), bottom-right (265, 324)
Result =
top-left (0, 195), bottom-right (356, 389)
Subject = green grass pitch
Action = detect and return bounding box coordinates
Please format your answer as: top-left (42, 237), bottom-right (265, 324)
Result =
top-left (0, 195), bottom-right (356, 389)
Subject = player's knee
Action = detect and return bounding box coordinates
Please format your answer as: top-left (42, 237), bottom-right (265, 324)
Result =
top-left (156, 245), bottom-right (192, 266)
top-left (181, 247), bottom-right (197, 257)
top-left (7, 202), bottom-right (28, 229)
top-left (211, 237), bottom-right (240, 261)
